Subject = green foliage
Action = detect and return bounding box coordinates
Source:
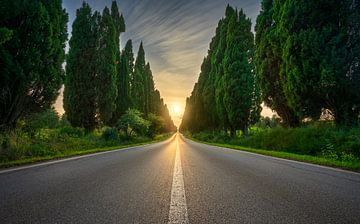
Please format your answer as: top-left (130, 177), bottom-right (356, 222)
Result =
top-left (64, 2), bottom-right (98, 131)
top-left (132, 42), bottom-right (146, 112)
top-left (0, 0), bottom-right (68, 129)
top-left (255, 0), bottom-right (300, 127)
top-left (147, 113), bottom-right (166, 138)
top-left (192, 123), bottom-right (360, 163)
top-left (0, 124), bottom-right (170, 165)
top-left (116, 109), bottom-right (151, 137)
top-left (96, 7), bottom-right (118, 125)
top-left (22, 109), bottom-right (60, 135)
top-left (101, 127), bottom-right (119, 141)
top-left (0, 27), bottom-right (12, 45)
top-left (275, 0), bottom-right (360, 125)
top-left (112, 39), bottom-right (134, 123)
top-left (58, 126), bottom-right (85, 138)
top-left (180, 5), bottom-right (261, 136)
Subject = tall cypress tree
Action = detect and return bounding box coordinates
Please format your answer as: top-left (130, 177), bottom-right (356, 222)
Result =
top-left (112, 39), bottom-right (133, 123)
top-left (0, 0), bottom-right (68, 129)
top-left (144, 62), bottom-right (156, 115)
top-left (64, 2), bottom-right (97, 130)
top-left (132, 42), bottom-right (146, 113)
top-left (255, 0), bottom-right (300, 127)
top-left (223, 9), bottom-right (258, 136)
top-left (96, 7), bottom-right (118, 125)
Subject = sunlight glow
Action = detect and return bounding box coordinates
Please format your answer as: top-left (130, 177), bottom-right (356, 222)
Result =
top-left (173, 104), bottom-right (181, 115)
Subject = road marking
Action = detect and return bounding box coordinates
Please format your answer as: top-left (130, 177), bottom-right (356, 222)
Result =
top-left (168, 136), bottom-right (189, 224)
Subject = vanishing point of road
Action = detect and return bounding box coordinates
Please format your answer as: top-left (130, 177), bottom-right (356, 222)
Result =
top-left (1, 134), bottom-right (359, 223)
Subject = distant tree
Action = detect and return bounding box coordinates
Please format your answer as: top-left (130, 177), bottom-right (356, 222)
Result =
top-left (64, 2), bottom-right (97, 131)
top-left (96, 7), bottom-right (118, 125)
top-left (255, 0), bottom-right (300, 127)
top-left (144, 63), bottom-right (156, 115)
top-left (0, 0), bottom-right (68, 129)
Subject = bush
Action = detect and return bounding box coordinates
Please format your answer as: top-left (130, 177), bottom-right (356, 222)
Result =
top-left (116, 109), bottom-right (150, 137)
top-left (58, 126), bottom-right (85, 137)
top-left (147, 113), bottom-right (166, 138)
top-left (101, 127), bottom-right (119, 141)
top-left (22, 109), bottom-right (60, 135)
top-left (191, 124), bottom-right (360, 162)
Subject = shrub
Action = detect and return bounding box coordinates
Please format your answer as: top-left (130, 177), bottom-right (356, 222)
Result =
top-left (116, 109), bottom-right (150, 137)
top-left (22, 109), bottom-right (60, 134)
top-left (58, 126), bottom-right (85, 137)
top-left (147, 113), bottom-right (166, 137)
top-left (101, 127), bottom-right (119, 141)
top-left (191, 123), bottom-right (360, 162)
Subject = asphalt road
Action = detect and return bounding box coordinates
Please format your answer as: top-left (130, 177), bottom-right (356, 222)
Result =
top-left (1, 133), bottom-right (360, 223)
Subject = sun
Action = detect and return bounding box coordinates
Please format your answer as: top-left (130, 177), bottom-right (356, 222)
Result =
top-left (170, 103), bottom-right (183, 118)
top-left (172, 104), bottom-right (181, 115)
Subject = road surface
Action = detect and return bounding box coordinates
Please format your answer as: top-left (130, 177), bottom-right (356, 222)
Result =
top-left (1, 134), bottom-right (359, 223)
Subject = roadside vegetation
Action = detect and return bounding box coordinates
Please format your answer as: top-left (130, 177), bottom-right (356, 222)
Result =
top-left (180, 2), bottom-right (360, 171)
top-left (186, 118), bottom-right (360, 171)
top-left (0, 1), bottom-right (176, 168)
top-left (0, 109), bottom-right (174, 168)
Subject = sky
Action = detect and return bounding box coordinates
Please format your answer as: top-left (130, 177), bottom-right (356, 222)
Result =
top-left (58, 0), bottom-right (270, 126)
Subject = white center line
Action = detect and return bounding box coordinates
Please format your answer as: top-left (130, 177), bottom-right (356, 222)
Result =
top-left (168, 135), bottom-right (189, 224)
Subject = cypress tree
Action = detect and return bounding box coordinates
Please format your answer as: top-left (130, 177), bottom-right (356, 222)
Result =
top-left (223, 9), bottom-right (258, 136)
top-left (96, 7), bottom-right (118, 125)
top-left (0, 0), bottom-right (68, 129)
top-left (144, 62), bottom-right (156, 115)
top-left (112, 39), bottom-right (133, 123)
top-left (255, 0), bottom-right (300, 127)
top-left (109, 0), bottom-right (126, 125)
top-left (64, 2), bottom-right (97, 130)
top-left (215, 18), bottom-right (231, 131)
top-left (132, 42), bottom-right (146, 113)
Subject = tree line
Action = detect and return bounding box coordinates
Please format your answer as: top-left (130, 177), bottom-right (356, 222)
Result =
top-left (0, 0), bottom-right (175, 134)
top-left (180, 1), bottom-right (360, 135)
top-left (180, 6), bottom-right (261, 136)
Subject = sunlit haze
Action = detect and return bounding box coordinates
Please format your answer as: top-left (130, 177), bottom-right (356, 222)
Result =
top-left (57, 0), bottom-right (268, 126)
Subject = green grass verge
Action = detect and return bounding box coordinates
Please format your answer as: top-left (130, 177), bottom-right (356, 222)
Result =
top-left (186, 136), bottom-right (360, 172)
top-left (0, 133), bottom-right (174, 169)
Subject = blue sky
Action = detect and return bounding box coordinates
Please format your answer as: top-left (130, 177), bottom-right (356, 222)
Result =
top-left (61, 0), bottom-right (263, 125)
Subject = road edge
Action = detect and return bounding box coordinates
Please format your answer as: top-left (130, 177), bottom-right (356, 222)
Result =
top-left (0, 134), bottom-right (176, 174)
top-left (181, 134), bottom-right (360, 174)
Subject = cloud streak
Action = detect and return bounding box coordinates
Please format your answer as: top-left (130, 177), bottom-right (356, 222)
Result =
top-left (61, 0), bottom-right (262, 125)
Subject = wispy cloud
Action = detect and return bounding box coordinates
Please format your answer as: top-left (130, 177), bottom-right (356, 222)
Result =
top-left (61, 0), bottom-right (261, 125)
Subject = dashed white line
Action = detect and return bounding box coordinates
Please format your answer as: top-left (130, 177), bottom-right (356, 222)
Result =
top-left (168, 135), bottom-right (189, 224)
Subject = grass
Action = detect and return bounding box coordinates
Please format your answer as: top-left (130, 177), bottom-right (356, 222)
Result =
top-left (0, 133), bottom-right (173, 169)
top-left (185, 129), bottom-right (360, 172)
